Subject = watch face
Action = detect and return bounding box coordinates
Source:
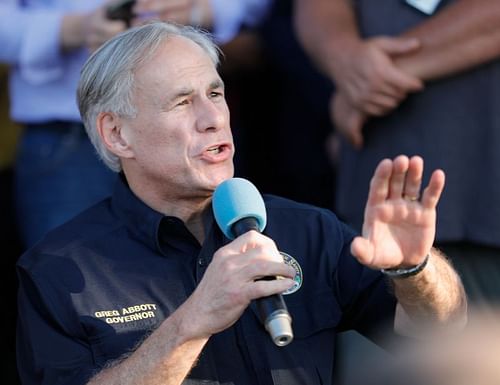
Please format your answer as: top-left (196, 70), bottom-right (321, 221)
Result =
top-left (280, 252), bottom-right (303, 295)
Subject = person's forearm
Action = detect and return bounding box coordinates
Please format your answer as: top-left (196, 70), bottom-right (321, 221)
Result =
top-left (396, 0), bottom-right (500, 81)
top-left (393, 248), bottom-right (467, 335)
top-left (87, 304), bottom-right (209, 385)
top-left (294, 0), bottom-right (360, 78)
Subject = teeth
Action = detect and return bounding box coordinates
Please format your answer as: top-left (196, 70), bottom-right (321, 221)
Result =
top-left (208, 146), bottom-right (221, 154)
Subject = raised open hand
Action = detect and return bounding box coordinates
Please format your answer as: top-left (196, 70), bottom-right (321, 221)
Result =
top-left (351, 155), bottom-right (445, 269)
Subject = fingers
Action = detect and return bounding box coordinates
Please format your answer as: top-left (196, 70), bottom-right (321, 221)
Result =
top-left (388, 156), bottom-right (409, 199)
top-left (247, 278), bottom-right (296, 301)
top-left (347, 112), bottom-right (366, 149)
top-left (190, 231), bottom-right (296, 336)
top-left (133, 0), bottom-right (191, 23)
top-left (372, 37), bottom-right (424, 93)
top-left (421, 169), bottom-right (445, 209)
top-left (374, 36), bottom-right (421, 56)
top-left (216, 231), bottom-right (296, 281)
top-left (403, 156), bottom-right (423, 200)
top-left (360, 156), bottom-right (444, 272)
top-left (366, 158), bottom-right (392, 206)
top-left (379, 63), bottom-right (423, 94)
top-left (362, 93), bottom-right (402, 116)
top-left (331, 93), bottom-right (366, 149)
top-left (368, 155), bottom-right (441, 205)
top-left (86, 6), bottom-right (127, 51)
top-left (348, 37), bottom-right (423, 115)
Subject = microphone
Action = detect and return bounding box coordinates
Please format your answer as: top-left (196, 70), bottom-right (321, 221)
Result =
top-left (213, 178), bottom-right (293, 346)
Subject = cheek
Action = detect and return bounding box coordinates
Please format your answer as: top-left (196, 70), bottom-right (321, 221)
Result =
top-left (155, 133), bottom-right (194, 170)
top-left (163, 131), bottom-right (190, 155)
top-left (135, 122), bottom-right (182, 152)
top-left (129, 115), bottom-right (193, 165)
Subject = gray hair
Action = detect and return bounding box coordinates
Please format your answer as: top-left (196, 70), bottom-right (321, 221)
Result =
top-left (77, 22), bottom-right (221, 172)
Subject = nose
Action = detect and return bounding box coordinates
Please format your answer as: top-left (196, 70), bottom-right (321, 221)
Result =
top-left (195, 96), bottom-right (228, 133)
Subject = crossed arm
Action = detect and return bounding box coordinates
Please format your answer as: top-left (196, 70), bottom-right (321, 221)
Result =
top-left (294, 0), bottom-right (500, 147)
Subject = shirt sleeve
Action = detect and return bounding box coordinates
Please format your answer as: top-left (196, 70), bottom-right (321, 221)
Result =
top-left (17, 265), bottom-right (98, 385)
top-left (209, 0), bottom-right (272, 43)
top-left (333, 221), bottom-right (398, 345)
top-left (0, 3), bottom-right (66, 84)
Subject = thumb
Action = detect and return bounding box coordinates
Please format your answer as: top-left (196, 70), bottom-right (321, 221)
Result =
top-left (350, 236), bottom-right (375, 266)
top-left (331, 93), bottom-right (366, 149)
top-left (372, 36), bottom-right (421, 56)
top-left (347, 110), bottom-right (366, 149)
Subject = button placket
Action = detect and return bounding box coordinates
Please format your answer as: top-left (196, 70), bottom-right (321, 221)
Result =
top-left (196, 254), bottom-right (210, 282)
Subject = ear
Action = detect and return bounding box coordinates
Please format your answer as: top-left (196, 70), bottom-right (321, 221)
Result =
top-left (96, 112), bottom-right (134, 160)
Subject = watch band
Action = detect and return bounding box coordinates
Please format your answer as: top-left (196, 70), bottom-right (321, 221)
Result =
top-left (380, 253), bottom-right (430, 279)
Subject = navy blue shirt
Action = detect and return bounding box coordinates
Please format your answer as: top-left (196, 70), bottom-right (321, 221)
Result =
top-left (17, 176), bottom-right (397, 385)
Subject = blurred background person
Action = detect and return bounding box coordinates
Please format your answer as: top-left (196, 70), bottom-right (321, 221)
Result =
top-left (0, 4), bottom-right (129, 384)
top-left (295, 0), bottom-right (500, 306)
top-left (0, 0), bottom-right (125, 250)
top-left (294, 1), bottom-right (500, 383)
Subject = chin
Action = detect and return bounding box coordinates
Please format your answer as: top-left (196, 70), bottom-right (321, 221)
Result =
top-left (207, 169), bottom-right (234, 191)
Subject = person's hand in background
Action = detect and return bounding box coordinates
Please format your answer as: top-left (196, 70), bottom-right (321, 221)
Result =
top-left (61, 2), bottom-right (128, 53)
top-left (133, 0), bottom-right (213, 28)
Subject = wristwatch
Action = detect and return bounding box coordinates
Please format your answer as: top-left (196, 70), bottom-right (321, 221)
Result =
top-left (380, 253), bottom-right (430, 279)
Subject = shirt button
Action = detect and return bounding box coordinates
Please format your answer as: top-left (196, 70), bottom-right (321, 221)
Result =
top-left (198, 257), bottom-right (207, 267)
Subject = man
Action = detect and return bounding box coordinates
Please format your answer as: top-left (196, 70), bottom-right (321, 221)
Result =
top-left (17, 22), bottom-right (466, 385)
top-left (294, 0), bottom-right (500, 304)
top-left (0, 0), bottom-right (270, 249)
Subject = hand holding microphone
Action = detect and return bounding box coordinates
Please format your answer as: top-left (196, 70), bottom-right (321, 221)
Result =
top-left (213, 178), bottom-right (294, 346)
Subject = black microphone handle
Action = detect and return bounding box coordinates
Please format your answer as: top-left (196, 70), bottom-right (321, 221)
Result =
top-left (231, 217), bottom-right (261, 238)
top-left (231, 217), bottom-right (293, 346)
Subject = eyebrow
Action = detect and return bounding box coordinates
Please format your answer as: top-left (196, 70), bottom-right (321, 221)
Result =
top-left (169, 79), bottom-right (225, 102)
top-left (210, 79), bottom-right (225, 90)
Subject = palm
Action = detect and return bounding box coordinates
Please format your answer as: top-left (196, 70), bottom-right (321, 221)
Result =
top-left (351, 156), bottom-right (445, 269)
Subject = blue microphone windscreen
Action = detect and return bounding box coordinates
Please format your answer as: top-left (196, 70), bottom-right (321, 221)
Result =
top-left (212, 178), bottom-right (267, 239)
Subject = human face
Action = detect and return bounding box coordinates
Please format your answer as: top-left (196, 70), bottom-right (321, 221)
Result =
top-left (122, 36), bottom-right (234, 200)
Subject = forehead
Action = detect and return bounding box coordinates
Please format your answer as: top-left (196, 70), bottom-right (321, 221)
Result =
top-left (135, 35), bottom-right (218, 86)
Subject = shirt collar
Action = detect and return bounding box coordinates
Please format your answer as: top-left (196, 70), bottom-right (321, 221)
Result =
top-left (110, 174), bottom-right (221, 253)
top-left (110, 174), bottom-right (166, 252)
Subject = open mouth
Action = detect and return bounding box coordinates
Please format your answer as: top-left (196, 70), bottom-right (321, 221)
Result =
top-left (205, 142), bottom-right (233, 156)
top-left (206, 145), bottom-right (223, 155)
top-left (199, 143), bottom-right (233, 163)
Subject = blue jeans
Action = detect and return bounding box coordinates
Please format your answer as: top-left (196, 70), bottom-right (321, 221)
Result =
top-left (15, 123), bottom-right (117, 249)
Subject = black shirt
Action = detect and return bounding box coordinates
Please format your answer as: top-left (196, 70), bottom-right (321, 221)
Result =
top-left (17, 176), bottom-right (397, 385)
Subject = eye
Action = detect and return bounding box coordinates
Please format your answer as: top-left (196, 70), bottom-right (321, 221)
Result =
top-left (175, 99), bottom-right (189, 107)
top-left (210, 91), bottom-right (224, 99)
